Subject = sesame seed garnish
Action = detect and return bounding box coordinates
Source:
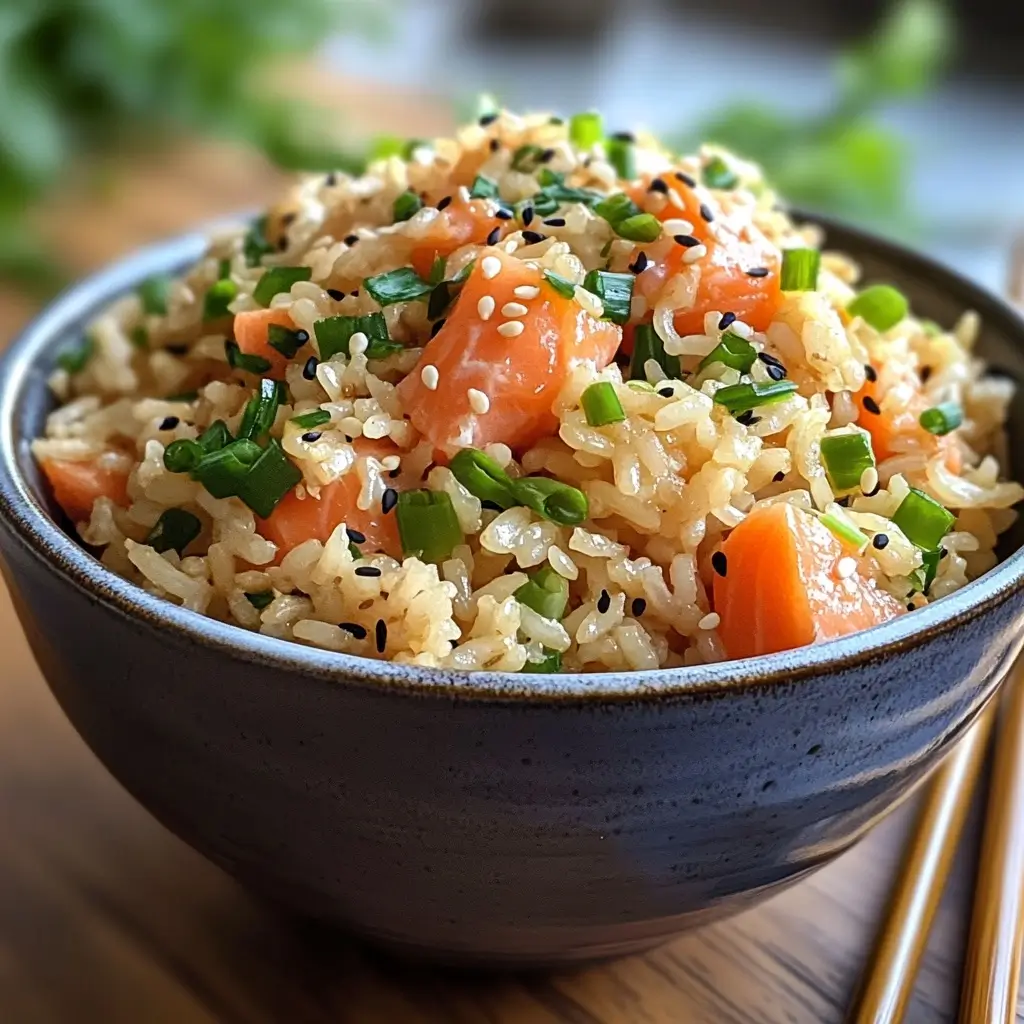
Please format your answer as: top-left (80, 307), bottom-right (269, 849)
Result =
top-left (497, 321), bottom-right (524, 338)
top-left (860, 467), bottom-right (879, 494)
top-left (711, 551), bottom-right (728, 577)
top-left (344, 234), bottom-right (359, 246)
top-left (158, 416), bottom-right (179, 431)
top-left (631, 597), bottom-right (647, 617)
top-left (699, 202), bottom-right (714, 223)
top-left (479, 112), bottom-right (498, 126)
top-left (758, 350), bottom-right (786, 371)
top-left (682, 244), bottom-right (708, 264)
top-left (302, 431), bottom-right (323, 443)
top-left (540, 147), bottom-right (556, 163)
top-left (522, 230), bottom-right (546, 245)
top-left (649, 178), bottom-right (669, 194)
top-left (346, 528), bottom-right (366, 544)
top-left (597, 589), bottom-right (611, 614)
top-left (339, 622), bottom-right (367, 639)
top-left (348, 331), bottom-right (369, 356)
top-left (388, 467), bottom-right (401, 479)
top-left (276, 237), bottom-right (289, 252)
top-left (478, 295), bottom-right (496, 320)
top-left (495, 208), bottom-right (513, 220)
top-left (375, 619), bottom-right (388, 653)
top-left (355, 566), bottom-right (382, 578)
top-left (522, 206), bottom-right (535, 227)
top-left (381, 488), bottom-right (398, 514)
top-left (736, 410), bottom-right (761, 426)
top-left (502, 301), bottom-right (528, 317)
top-left (657, 387), bottom-right (675, 398)
top-left (920, 366), bottom-right (933, 383)
top-left (468, 388), bottom-right (491, 414)
top-left (629, 251), bottom-right (650, 274)
top-left (673, 234), bottom-right (701, 248)
top-left (481, 256), bottom-right (502, 279)
top-left (940, 547), bottom-right (949, 559)
top-left (327, 288), bottom-right (345, 301)
top-left (489, 138), bottom-right (501, 153)
top-left (420, 364), bottom-right (439, 390)
top-left (514, 285), bottom-right (540, 299)
top-left (719, 312), bottom-right (737, 330)
top-left (872, 534), bottom-right (889, 550)
top-left (746, 267), bottom-right (770, 278)
top-left (836, 557), bottom-right (857, 580)
top-left (302, 356), bottom-right (319, 380)
top-left (350, 289), bottom-right (360, 297)
top-left (862, 396), bottom-right (881, 415)
top-left (698, 612), bottom-right (721, 630)
top-left (437, 195), bottom-right (452, 211)
top-left (485, 226), bottom-right (502, 246)
top-left (543, 217), bottom-right (566, 227)
top-left (430, 318), bottom-right (446, 338)
top-left (864, 364), bottom-right (877, 383)
top-left (907, 602), bottom-right (916, 612)
top-left (325, 173), bottom-right (337, 187)
top-left (675, 171), bottom-right (697, 188)
top-left (772, 471), bottom-right (786, 482)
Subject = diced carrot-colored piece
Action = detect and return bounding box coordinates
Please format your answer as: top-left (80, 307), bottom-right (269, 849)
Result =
top-left (233, 308), bottom-right (299, 379)
top-left (41, 457), bottom-right (131, 523)
top-left (410, 199), bottom-right (504, 280)
top-left (396, 249), bottom-right (621, 455)
top-left (713, 503), bottom-right (903, 660)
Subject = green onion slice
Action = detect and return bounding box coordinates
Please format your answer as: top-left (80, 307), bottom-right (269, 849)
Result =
top-left (847, 284), bottom-right (909, 332)
top-left (267, 324), bottom-right (308, 359)
top-left (820, 512), bottom-right (869, 552)
top-left (291, 409), bottom-right (331, 429)
top-left (198, 420), bottom-right (232, 454)
top-left (570, 111), bottom-right (604, 149)
top-left (780, 248), bottom-right (820, 292)
top-left (138, 275), bottom-right (171, 315)
top-left (252, 266), bottom-right (312, 308)
top-left (543, 271), bottom-right (577, 300)
top-left (512, 476), bottom-right (589, 527)
top-left (921, 548), bottom-right (942, 593)
top-left (919, 402), bottom-right (963, 436)
top-left (713, 380), bottom-right (798, 415)
top-left (469, 175), bottom-right (500, 200)
top-left (614, 213), bottom-right (662, 243)
top-left (511, 144), bottom-right (544, 172)
top-left (163, 439), bottom-right (204, 474)
top-left (698, 332), bottom-right (756, 374)
top-left (238, 379), bottom-right (285, 441)
top-left (57, 336), bottom-right (94, 375)
top-left (393, 190), bottom-right (423, 223)
top-left (225, 341), bottom-right (271, 375)
top-left (702, 156), bottom-right (738, 190)
top-left (130, 326), bottom-right (149, 350)
top-left (594, 193), bottom-right (641, 228)
top-left (242, 217), bottom-right (274, 267)
top-left (314, 313), bottom-right (400, 361)
top-left (203, 279), bottom-right (237, 321)
top-left (369, 135), bottom-right (405, 161)
top-left (515, 565), bottom-right (569, 620)
top-left (521, 648), bottom-right (562, 673)
top-left (581, 381), bottom-right (626, 427)
top-left (450, 448), bottom-right (518, 509)
top-left (363, 266), bottom-right (433, 307)
top-left (192, 439), bottom-right (262, 499)
top-left (583, 270), bottom-right (633, 325)
top-left (892, 488), bottom-right (955, 552)
top-left (396, 489), bottom-right (463, 562)
top-left (146, 508), bottom-right (202, 555)
top-left (820, 431), bottom-right (876, 493)
top-left (605, 137), bottom-right (636, 180)
top-left (630, 324), bottom-right (681, 382)
top-left (237, 439), bottom-right (302, 518)
top-left (244, 591), bottom-right (275, 610)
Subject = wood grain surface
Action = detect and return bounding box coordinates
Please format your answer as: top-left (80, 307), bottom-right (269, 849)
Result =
top-left (0, 73), bottom-right (1017, 1024)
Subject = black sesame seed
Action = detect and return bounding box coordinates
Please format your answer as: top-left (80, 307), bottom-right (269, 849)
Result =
top-left (543, 217), bottom-right (566, 227)
top-left (350, 289), bottom-right (360, 297)
top-left (495, 208), bottom-right (513, 220)
top-left (699, 202), bottom-right (714, 223)
top-left (326, 288), bottom-right (345, 301)
top-left (430, 318), bottom-right (446, 338)
top-left (631, 597), bottom-right (647, 617)
top-left (301, 431), bottom-right (322, 443)
top-left (344, 234), bottom-right (359, 246)
top-left (388, 467), bottom-right (401, 479)
top-left (158, 416), bottom-right (179, 431)
top-left (772, 471), bottom-right (786, 483)
top-left (675, 171), bottom-right (697, 188)
top-left (864, 364), bottom-right (877, 383)
top-left (325, 173), bottom-right (337, 187)
top-left (489, 138), bottom-right (501, 153)
top-left (612, 131), bottom-right (636, 143)
top-left (719, 312), bottom-right (737, 330)
top-left (479, 112), bottom-right (499, 127)
top-left (862, 396), bottom-right (882, 415)
top-left (302, 356), bottom-right (319, 380)
top-left (165, 343), bottom-right (188, 355)
top-left (344, 435), bottom-right (354, 443)
top-left (277, 237), bottom-right (289, 252)
top-left (836, 496), bottom-right (850, 508)
top-left (381, 488), bottom-right (398, 514)
top-left (746, 267), bottom-right (770, 278)
top-left (872, 533), bottom-right (890, 550)
top-left (674, 234), bottom-right (701, 248)
top-left (920, 366), bottom-right (933, 383)
top-left (437, 195), bottom-right (453, 211)
top-left (346, 528), bottom-right (366, 544)
top-left (940, 547), bottom-right (949, 559)
top-left (355, 566), bottom-right (382, 578)
top-left (766, 364), bottom-right (786, 382)
top-left (649, 178), bottom-right (669, 194)
top-left (281, 212), bottom-right (297, 227)
top-left (485, 226), bottom-right (502, 246)
top-left (907, 602), bottom-right (916, 612)
top-left (711, 551), bottom-right (728, 577)
top-left (375, 619), bottom-right (388, 653)
top-left (522, 231), bottom-right (546, 245)
top-left (629, 251), bottom-right (649, 274)
top-left (658, 387), bottom-right (675, 398)
top-left (736, 410), bottom-right (761, 426)
top-left (597, 589), bottom-right (611, 614)
top-left (294, 330), bottom-right (310, 344)
top-left (339, 622), bottom-right (367, 640)
top-left (539, 147), bottom-right (556, 163)
top-left (521, 206), bottom-right (534, 227)
top-left (758, 352), bottom-right (784, 370)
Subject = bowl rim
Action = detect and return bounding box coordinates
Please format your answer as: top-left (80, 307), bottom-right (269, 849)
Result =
top-left (1, 213), bottom-right (1023, 704)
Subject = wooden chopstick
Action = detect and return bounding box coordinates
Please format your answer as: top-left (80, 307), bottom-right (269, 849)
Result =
top-left (957, 664), bottom-right (1024, 1022)
top-left (847, 704), bottom-right (997, 1024)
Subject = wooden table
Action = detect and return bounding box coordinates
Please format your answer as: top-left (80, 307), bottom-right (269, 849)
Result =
top-left (0, 76), bottom-right (1014, 1024)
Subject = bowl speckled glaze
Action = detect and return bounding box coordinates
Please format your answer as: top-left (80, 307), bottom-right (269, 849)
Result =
top-left (1, 217), bottom-right (1023, 967)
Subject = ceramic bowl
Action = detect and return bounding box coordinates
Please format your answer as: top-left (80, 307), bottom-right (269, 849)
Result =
top-left (1, 217), bottom-right (1023, 966)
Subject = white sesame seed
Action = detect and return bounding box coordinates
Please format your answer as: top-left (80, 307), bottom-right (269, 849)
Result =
top-left (698, 612), bottom-right (721, 631)
top-left (514, 285), bottom-right (540, 299)
top-left (467, 388), bottom-right (490, 414)
top-left (836, 557), bottom-right (858, 580)
top-left (348, 331), bottom-right (369, 356)
top-left (481, 256), bottom-right (502, 279)
top-left (457, 185), bottom-right (471, 203)
top-left (668, 189), bottom-right (687, 211)
top-left (482, 442), bottom-right (513, 467)
top-left (503, 238), bottom-right (520, 254)
top-left (420, 364), bottom-right (439, 391)
top-left (729, 321), bottom-right (753, 339)
top-left (860, 466), bottom-right (879, 494)
top-left (381, 455), bottom-right (401, 471)
top-left (682, 244), bottom-right (709, 264)
top-left (502, 301), bottom-right (529, 317)
top-left (477, 295), bottom-right (496, 320)
top-left (574, 285), bottom-right (604, 319)
top-left (662, 218), bottom-right (695, 236)
top-left (497, 320), bottom-right (525, 338)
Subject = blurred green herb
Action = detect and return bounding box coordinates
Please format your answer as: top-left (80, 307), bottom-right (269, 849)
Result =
top-left (680, 0), bottom-right (953, 233)
top-left (0, 0), bottom-right (389, 293)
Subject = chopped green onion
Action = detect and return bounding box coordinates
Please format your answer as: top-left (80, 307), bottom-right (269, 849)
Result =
top-left (713, 380), bottom-right (798, 415)
top-left (163, 439), bottom-right (204, 474)
top-left (138, 275), bottom-right (171, 315)
top-left (512, 476), bottom-right (589, 527)
top-left (594, 193), bottom-right (640, 228)
top-left (521, 648), bottom-right (562, 673)
top-left (919, 402), bottom-right (963, 436)
top-left (225, 341), bottom-right (271, 375)
top-left (511, 144), bottom-right (544, 172)
top-left (543, 270), bottom-right (577, 300)
top-left (614, 213), bottom-right (662, 243)
top-left (583, 270), bottom-right (633, 325)
top-left (630, 324), bottom-right (681, 382)
top-left (626, 380), bottom-right (656, 393)
top-left (820, 512), bottom-right (869, 551)
top-left (314, 313), bottom-right (400, 361)
top-left (244, 591), bottom-right (275, 610)
top-left (253, 266), bottom-right (312, 308)
top-left (291, 409), bottom-right (331, 430)
top-left (450, 448), bottom-right (518, 509)
top-left (267, 324), bottom-right (308, 360)
top-left (581, 381), bottom-right (626, 427)
top-left (198, 420), bottom-right (232, 454)
top-left (146, 508), bottom-right (202, 555)
top-left (892, 488), bottom-right (955, 552)
top-left (237, 440), bottom-right (302, 518)
top-left (921, 548), bottom-right (942, 593)
top-left (780, 248), bottom-right (820, 292)
top-left (534, 175), bottom-right (603, 209)
top-left (847, 284), bottom-right (908, 332)
top-left (238, 379), bottom-right (284, 442)
top-left (820, 431), bottom-right (876, 493)
top-left (393, 190), bottom-right (423, 223)
top-left (469, 174), bottom-right (500, 200)
top-left (203, 278), bottom-right (237, 321)
top-left (605, 137), bottom-right (636, 180)
top-left (57, 336), bottom-right (94, 375)
top-left (536, 168), bottom-right (562, 188)
top-left (369, 135), bottom-right (405, 161)
top-left (218, 258), bottom-right (232, 279)
top-left (570, 110), bottom-right (604, 149)
top-left (193, 439), bottom-right (262, 498)
top-left (242, 217), bottom-right (274, 267)
top-left (130, 326), bottom-right (149, 350)
top-left (363, 266), bottom-right (433, 307)
top-left (427, 255), bottom-right (447, 286)
top-left (921, 319), bottom-right (943, 338)
top-left (396, 489), bottom-right (463, 562)
top-left (698, 331), bottom-right (756, 373)
top-left (702, 156), bottom-right (738, 190)
top-left (515, 565), bottom-right (569, 620)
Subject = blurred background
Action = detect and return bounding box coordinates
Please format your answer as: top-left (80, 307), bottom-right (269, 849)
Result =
top-left (1, 0), bottom-right (1022, 335)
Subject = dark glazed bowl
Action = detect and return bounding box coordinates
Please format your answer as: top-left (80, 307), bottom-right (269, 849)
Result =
top-left (1, 217), bottom-right (1024, 967)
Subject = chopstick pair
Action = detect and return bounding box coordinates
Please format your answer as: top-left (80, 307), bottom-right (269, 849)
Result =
top-left (848, 663), bottom-right (1024, 1023)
